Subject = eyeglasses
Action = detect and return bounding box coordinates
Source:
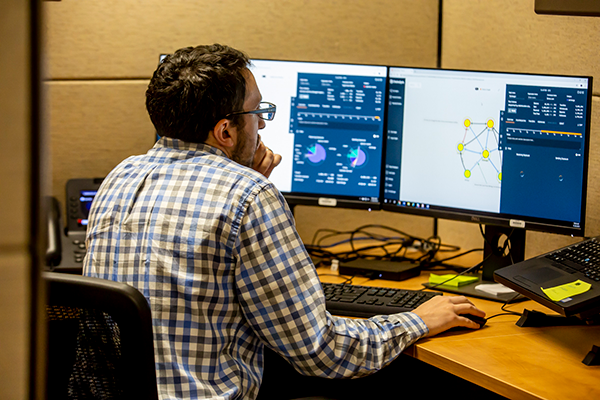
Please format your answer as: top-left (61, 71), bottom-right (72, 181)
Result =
top-left (225, 102), bottom-right (276, 121)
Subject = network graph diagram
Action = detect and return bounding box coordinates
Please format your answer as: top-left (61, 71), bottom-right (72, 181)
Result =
top-left (456, 118), bottom-right (503, 184)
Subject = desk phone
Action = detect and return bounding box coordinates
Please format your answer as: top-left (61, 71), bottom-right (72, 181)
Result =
top-left (45, 178), bottom-right (103, 273)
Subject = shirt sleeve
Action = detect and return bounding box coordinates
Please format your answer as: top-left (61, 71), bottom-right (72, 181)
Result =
top-left (234, 184), bottom-right (429, 379)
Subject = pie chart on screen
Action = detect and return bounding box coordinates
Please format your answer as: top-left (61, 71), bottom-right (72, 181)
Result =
top-left (348, 147), bottom-right (367, 168)
top-left (305, 143), bottom-right (326, 164)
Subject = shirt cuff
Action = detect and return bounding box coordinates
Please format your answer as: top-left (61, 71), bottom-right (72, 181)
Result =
top-left (387, 311), bottom-right (429, 343)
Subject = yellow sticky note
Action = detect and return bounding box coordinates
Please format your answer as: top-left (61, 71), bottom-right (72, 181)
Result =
top-left (541, 280), bottom-right (592, 302)
top-left (429, 274), bottom-right (479, 287)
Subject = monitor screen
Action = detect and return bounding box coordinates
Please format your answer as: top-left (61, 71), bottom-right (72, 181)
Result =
top-left (383, 67), bottom-right (592, 237)
top-left (250, 59), bottom-right (388, 209)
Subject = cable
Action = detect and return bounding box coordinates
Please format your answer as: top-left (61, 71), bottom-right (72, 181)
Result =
top-left (499, 293), bottom-right (523, 316)
top-left (431, 247), bottom-right (484, 264)
top-left (307, 224), bottom-right (463, 267)
top-left (483, 293), bottom-right (524, 321)
top-left (317, 273), bottom-right (355, 285)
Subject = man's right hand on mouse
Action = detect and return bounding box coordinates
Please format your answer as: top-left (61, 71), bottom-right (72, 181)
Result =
top-left (412, 295), bottom-right (486, 337)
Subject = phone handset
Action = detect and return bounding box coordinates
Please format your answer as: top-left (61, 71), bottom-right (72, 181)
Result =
top-left (45, 196), bottom-right (62, 268)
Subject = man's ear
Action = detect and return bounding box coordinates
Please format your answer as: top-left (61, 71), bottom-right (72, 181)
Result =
top-left (209, 118), bottom-right (236, 150)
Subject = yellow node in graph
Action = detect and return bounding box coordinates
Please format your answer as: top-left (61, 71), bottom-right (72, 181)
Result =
top-left (464, 170), bottom-right (471, 178)
top-left (482, 149), bottom-right (490, 158)
top-left (457, 143), bottom-right (464, 152)
top-left (464, 119), bottom-right (471, 128)
top-left (487, 119), bottom-right (494, 128)
top-left (498, 172), bottom-right (502, 181)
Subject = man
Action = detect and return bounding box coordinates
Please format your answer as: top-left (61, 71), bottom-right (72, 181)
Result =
top-left (84, 44), bottom-right (485, 400)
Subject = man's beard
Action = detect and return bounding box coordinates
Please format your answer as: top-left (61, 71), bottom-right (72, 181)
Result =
top-left (230, 125), bottom-right (254, 168)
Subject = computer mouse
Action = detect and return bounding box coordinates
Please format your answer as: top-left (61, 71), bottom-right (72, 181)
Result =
top-left (462, 314), bottom-right (487, 328)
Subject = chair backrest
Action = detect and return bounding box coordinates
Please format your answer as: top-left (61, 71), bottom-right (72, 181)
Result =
top-left (44, 272), bottom-right (159, 399)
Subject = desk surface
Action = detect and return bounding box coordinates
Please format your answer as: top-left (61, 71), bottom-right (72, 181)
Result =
top-left (317, 267), bottom-right (600, 400)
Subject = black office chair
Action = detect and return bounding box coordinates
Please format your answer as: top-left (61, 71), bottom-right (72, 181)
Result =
top-left (44, 272), bottom-right (159, 399)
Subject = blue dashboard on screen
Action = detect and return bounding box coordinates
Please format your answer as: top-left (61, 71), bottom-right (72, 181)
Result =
top-left (250, 60), bottom-right (387, 209)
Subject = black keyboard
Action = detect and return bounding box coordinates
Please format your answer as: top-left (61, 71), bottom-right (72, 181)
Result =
top-left (546, 237), bottom-right (600, 281)
top-left (322, 282), bottom-right (442, 318)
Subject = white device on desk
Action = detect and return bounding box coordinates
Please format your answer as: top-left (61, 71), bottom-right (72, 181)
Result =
top-left (45, 178), bottom-right (103, 273)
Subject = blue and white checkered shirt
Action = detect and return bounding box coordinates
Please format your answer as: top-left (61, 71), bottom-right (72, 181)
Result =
top-left (83, 137), bottom-right (428, 400)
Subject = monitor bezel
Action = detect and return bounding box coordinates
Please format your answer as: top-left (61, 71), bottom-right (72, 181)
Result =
top-left (381, 65), bottom-right (593, 237)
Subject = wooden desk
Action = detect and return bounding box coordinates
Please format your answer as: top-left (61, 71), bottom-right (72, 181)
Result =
top-left (317, 267), bottom-right (600, 400)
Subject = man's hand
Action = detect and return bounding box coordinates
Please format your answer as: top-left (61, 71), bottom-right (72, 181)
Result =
top-left (412, 295), bottom-right (486, 337)
top-left (253, 135), bottom-right (282, 178)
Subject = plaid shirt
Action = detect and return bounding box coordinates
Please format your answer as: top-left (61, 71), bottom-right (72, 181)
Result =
top-left (83, 137), bottom-right (428, 400)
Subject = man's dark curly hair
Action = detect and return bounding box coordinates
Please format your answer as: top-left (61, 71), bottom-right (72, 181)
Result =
top-left (146, 44), bottom-right (250, 143)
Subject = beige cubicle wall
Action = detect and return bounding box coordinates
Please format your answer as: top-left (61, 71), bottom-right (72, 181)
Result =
top-left (44, 0), bottom-right (599, 261)
top-left (47, 81), bottom-right (153, 195)
top-left (44, 0), bottom-right (439, 80)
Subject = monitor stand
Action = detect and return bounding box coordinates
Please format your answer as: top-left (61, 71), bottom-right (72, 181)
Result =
top-left (422, 225), bottom-right (528, 303)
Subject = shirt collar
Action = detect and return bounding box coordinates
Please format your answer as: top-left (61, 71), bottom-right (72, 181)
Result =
top-left (154, 136), bottom-right (229, 159)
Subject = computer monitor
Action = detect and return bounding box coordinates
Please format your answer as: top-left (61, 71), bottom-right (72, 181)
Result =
top-left (382, 66), bottom-right (592, 290)
top-left (250, 59), bottom-right (388, 210)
